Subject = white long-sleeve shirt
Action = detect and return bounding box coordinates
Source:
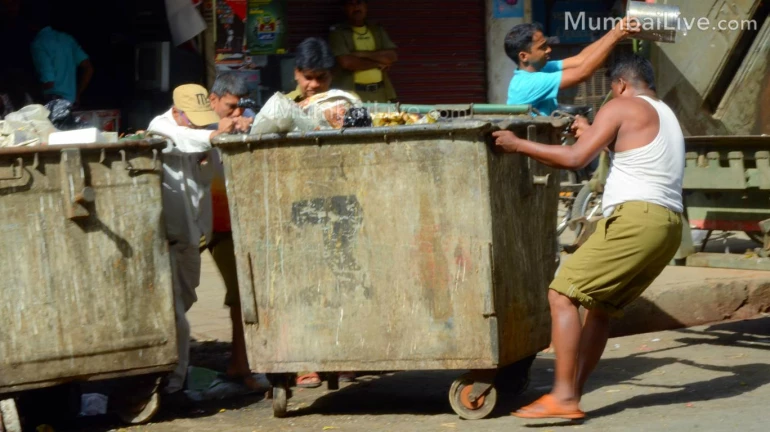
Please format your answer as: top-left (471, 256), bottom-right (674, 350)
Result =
top-left (148, 108), bottom-right (216, 247)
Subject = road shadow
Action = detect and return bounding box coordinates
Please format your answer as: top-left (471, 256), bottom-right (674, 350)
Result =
top-left (297, 316), bottom-right (770, 423)
top-left (20, 339), bottom-right (262, 432)
top-left (513, 317), bottom-right (770, 427)
top-left (673, 316), bottom-right (770, 351)
top-left (60, 393), bottom-right (266, 432)
top-left (295, 371), bottom-right (460, 417)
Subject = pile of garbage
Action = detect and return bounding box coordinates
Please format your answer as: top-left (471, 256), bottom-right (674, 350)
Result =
top-left (0, 100), bottom-right (110, 148)
top-left (371, 110), bottom-right (439, 127)
top-left (250, 90), bottom-right (440, 135)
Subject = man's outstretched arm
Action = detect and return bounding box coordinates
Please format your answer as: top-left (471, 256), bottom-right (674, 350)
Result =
top-left (492, 98), bottom-right (625, 170)
top-left (558, 17), bottom-right (639, 90)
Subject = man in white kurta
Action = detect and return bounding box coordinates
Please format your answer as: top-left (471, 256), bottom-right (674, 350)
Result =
top-left (147, 84), bottom-right (235, 396)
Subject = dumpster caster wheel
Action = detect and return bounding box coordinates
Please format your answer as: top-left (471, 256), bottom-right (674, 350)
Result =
top-left (0, 398), bottom-right (22, 432)
top-left (116, 390), bottom-right (160, 425)
top-left (272, 379), bottom-right (289, 418)
top-left (449, 373), bottom-right (497, 420)
top-left (114, 376), bottom-right (161, 425)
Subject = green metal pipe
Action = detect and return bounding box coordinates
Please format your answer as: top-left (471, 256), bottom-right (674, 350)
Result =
top-left (472, 104), bottom-right (531, 114)
top-left (361, 103), bottom-right (532, 115)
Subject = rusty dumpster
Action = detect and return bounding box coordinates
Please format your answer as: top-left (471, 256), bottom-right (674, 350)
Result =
top-left (0, 140), bottom-right (177, 428)
top-left (214, 117), bottom-right (566, 419)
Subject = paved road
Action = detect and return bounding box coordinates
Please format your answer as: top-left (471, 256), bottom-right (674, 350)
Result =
top-left (45, 247), bottom-right (768, 432)
top-left (72, 314), bottom-right (770, 432)
top-left (28, 232), bottom-right (768, 432)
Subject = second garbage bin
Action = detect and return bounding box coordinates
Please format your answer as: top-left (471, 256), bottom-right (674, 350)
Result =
top-left (214, 116), bottom-right (566, 419)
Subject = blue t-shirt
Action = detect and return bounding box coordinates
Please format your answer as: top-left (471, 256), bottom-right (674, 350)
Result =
top-left (506, 61), bottom-right (563, 116)
top-left (30, 27), bottom-right (89, 103)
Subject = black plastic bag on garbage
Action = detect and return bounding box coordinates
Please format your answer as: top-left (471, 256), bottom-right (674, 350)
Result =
top-left (342, 107), bottom-right (372, 128)
top-left (45, 99), bottom-right (89, 130)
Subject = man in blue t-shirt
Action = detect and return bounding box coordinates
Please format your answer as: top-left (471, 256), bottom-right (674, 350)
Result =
top-left (24, 3), bottom-right (94, 105)
top-left (505, 18), bottom-right (638, 116)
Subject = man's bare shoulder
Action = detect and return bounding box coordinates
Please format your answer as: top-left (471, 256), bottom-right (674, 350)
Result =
top-left (598, 97), bottom-right (655, 119)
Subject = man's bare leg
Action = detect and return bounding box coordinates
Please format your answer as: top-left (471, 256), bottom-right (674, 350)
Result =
top-left (576, 309), bottom-right (611, 399)
top-left (548, 289), bottom-right (583, 404)
top-left (512, 289), bottom-right (585, 419)
top-left (229, 304), bottom-right (247, 372)
top-left (227, 303), bottom-right (263, 390)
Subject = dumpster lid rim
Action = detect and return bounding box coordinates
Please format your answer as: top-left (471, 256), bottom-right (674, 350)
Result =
top-left (0, 139), bottom-right (168, 156)
top-left (212, 117), bottom-right (566, 147)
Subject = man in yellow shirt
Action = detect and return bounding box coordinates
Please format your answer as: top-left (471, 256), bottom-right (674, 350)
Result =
top-left (329, 0), bottom-right (398, 103)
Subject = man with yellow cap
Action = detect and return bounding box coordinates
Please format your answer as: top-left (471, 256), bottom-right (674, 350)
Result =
top-left (147, 84), bottom-right (237, 401)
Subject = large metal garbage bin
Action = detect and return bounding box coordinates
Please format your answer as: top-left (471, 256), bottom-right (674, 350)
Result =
top-left (214, 117), bottom-right (565, 419)
top-left (0, 140), bottom-right (177, 428)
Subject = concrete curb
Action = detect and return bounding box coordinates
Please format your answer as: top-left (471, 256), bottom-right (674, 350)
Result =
top-left (610, 266), bottom-right (770, 337)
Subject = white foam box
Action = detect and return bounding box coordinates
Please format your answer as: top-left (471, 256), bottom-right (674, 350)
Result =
top-left (48, 128), bottom-right (104, 145)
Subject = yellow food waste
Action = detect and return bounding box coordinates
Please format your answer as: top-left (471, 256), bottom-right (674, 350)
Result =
top-left (371, 110), bottom-right (439, 127)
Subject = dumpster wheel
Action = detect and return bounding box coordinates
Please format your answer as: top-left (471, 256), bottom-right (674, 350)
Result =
top-left (449, 373), bottom-right (497, 420)
top-left (114, 376), bottom-right (161, 425)
top-left (272, 375), bottom-right (289, 418)
top-left (0, 398), bottom-right (22, 432)
top-left (116, 390), bottom-right (160, 425)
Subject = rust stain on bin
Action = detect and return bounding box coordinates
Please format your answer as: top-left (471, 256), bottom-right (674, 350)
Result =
top-left (214, 119), bottom-right (564, 373)
top-left (0, 141), bottom-right (177, 394)
top-left (415, 193), bottom-right (452, 321)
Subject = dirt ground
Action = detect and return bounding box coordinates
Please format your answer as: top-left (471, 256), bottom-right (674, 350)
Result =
top-left (14, 231), bottom-right (767, 431)
top-left (29, 314), bottom-right (769, 432)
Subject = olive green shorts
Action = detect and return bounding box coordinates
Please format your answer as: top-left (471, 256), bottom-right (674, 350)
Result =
top-left (200, 232), bottom-right (241, 308)
top-left (550, 201), bottom-right (682, 317)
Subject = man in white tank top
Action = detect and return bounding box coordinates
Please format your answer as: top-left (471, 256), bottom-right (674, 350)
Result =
top-left (493, 54), bottom-right (684, 420)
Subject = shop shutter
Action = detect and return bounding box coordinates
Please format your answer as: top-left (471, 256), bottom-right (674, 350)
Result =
top-left (286, 0), bottom-right (487, 104)
top-left (286, 0), bottom-right (341, 48)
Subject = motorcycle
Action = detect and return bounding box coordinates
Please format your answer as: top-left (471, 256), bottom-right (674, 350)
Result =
top-left (551, 105), bottom-right (603, 241)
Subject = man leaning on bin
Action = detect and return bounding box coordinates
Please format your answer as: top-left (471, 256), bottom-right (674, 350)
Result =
top-left (146, 77), bottom-right (255, 406)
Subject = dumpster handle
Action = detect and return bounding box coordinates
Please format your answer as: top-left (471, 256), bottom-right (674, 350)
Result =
top-left (119, 149), bottom-right (161, 174)
top-left (525, 125), bottom-right (551, 186)
top-left (484, 243), bottom-right (497, 318)
top-left (60, 149), bottom-right (94, 220)
top-left (0, 158), bottom-right (24, 181)
top-left (241, 252), bottom-right (260, 325)
top-left (526, 125), bottom-right (537, 172)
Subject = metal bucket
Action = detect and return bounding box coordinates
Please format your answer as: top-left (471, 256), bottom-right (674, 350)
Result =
top-left (626, 0), bottom-right (681, 43)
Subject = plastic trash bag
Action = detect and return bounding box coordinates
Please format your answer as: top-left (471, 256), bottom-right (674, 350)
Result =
top-left (300, 90), bottom-right (362, 129)
top-left (1, 104), bottom-right (58, 147)
top-left (342, 107), bottom-right (372, 128)
top-left (249, 92), bottom-right (315, 134)
top-left (45, 99), bottom-right (89, 131)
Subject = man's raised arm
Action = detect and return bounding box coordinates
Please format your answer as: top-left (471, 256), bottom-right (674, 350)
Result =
top-left (559, 17), bottom-right (638, 89)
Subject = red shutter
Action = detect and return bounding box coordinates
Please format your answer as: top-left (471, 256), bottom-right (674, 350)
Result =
top-left (286, 0), bottom-right (487, 104)
top-left (286, 0), bottom-right (340, 48)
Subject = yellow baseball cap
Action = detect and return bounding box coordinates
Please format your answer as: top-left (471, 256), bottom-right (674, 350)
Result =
top-left (172, 84), bottom-right (220, 127)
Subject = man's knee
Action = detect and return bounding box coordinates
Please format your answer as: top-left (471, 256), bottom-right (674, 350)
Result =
top-left (548, 288), bottom-right (577, 310)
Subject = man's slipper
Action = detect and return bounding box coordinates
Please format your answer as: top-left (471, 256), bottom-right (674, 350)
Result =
top-left (296, 373), bottom-right (322, 389)
top-left (511, 394), bottom-right (586, 420)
